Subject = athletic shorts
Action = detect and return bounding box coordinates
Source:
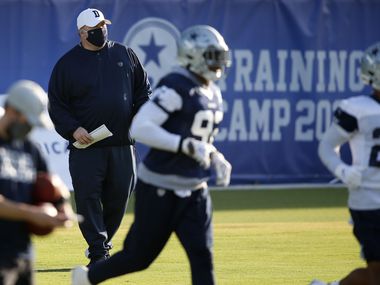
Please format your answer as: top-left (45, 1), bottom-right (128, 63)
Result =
top-left (350, 208), bottom-right (380, 262)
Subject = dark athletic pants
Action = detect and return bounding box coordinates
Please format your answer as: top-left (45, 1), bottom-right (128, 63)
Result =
top-left (69, 145), bottom-right (136, 259)
top-left (350, 208), bottom-right (380, 262)
top-left (89, 180), bottom-right (215, 285)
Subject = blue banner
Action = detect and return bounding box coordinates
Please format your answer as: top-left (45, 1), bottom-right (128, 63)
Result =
top-left (1, 0), bottom-right (380, 185)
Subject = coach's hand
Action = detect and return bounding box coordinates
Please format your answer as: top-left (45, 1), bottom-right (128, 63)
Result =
top-left (211, 151), bottom-right (232, 186)
top-left (73, 127), bottom-right (94, 145)
top-left (181, 137), bottom-right (216, 169)
top-left (334, 164), bottom-right (363, 188)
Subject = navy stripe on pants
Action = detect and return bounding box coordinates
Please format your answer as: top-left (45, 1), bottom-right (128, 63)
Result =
top-left (89, 179), bottom-right (215, 285)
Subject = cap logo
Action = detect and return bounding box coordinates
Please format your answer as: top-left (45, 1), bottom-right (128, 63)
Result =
top-left (92, 10), bottom-right (100, 18)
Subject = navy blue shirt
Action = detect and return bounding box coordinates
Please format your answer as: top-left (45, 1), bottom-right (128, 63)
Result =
top-left (0, 138), bottom-right (47, 260)
top-left (48, 41), bottom-right (151, 148)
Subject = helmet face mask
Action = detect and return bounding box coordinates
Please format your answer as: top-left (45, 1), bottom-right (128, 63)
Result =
top-left (361, 42), bottom-right (380, 91)
top-left (177, 25), bottom-right (231, 82)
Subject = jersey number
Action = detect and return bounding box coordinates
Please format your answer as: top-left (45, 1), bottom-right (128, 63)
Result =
top-left (369, 128), bottom-right (380, 167)
top-left (191, 110), bottom-right (223, 142)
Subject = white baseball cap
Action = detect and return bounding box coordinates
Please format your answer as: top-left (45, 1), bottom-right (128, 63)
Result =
top-left (77, 8), bottom-right (111, 30)
top-left (6, 80), bottom-right (53, 129)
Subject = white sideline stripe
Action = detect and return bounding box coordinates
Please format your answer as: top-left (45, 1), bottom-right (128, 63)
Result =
top-left (210, 182), bottom-right (345, 191)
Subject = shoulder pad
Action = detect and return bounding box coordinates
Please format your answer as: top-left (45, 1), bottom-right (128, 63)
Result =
top-left (339, 95), bottom-right (380, 119)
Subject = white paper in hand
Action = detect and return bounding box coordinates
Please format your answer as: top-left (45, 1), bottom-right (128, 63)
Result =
top-left (73, 124), bottom-right (113, 149)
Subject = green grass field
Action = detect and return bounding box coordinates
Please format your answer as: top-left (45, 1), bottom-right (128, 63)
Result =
top-left (33, 188), bottom-right (365, 285)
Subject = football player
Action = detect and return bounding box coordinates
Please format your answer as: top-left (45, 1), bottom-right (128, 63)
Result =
top-left (311, 42), bottom-right (380, 285)
top-left (0, 80), bottom-right (72, 285)
top-left (71, 25), bottom-right (232, 285)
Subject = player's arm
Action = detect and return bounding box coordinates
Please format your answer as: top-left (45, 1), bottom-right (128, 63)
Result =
top-left (47, 173), bottom-right (78, 224)
top-left (0, 194), bottom-right (67, 227)
top-left (130, 86), bottom-right (182, 152)
top-left (33, 149), bottom-right (74, 225)
top-left (210, 151), bottom-right (232, 186)
top-left (130, 86), bottom-right (216, 168)
top-left (318, 106), bottom-right (362, 187)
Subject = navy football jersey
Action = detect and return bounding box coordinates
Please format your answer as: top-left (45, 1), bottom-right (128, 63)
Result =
top-left (0, 138), bottom-right (48, 260)
top-left (138, 68), bottom-right (223, 190)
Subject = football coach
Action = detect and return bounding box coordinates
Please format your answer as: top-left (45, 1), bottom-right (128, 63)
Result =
top-left (48, 8), bottom-right (151, 266)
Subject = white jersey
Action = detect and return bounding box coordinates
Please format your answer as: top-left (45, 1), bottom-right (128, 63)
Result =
top-left (321, 95), bottom-right (380, 209)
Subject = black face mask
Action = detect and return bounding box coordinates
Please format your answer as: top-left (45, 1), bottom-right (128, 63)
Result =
top-left (87, 27), bottom-right (107, 47)
top-left (7, 121), bottom-right (32, 141)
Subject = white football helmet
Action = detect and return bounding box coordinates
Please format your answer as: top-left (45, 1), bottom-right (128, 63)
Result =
top-left (361, 42), bottom-right (380, 90)
top-left (177, 25), bottom-right (231, 82)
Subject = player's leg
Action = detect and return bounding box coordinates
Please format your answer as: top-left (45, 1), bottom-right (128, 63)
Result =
top-left (350, 209), bottom-right (380, 285)
top-left (0, 258), bottom-right (33, 285)
top-left (338, 209), bottom-right (380, 285)
top-left (175, 187), bottom-right (215, 285)
top-left (368, 261), bottom-right (380, 285)
top-left (85, 181), bottom-right (175, 284)
top-left (311, 209), bottom-right (380, 285)
top-left (0, 266), bottom-right (18, 285)
top-left (102, 145), bottom-right (136, 243)
top-left (310, 264), bottom-right (379, 285)
top-left (69, 148), bottom-right (109, 262)
top-left (14, 258), bottom-right (33, 285)
top-left (339, 268), bottom-right (369, 285)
